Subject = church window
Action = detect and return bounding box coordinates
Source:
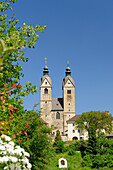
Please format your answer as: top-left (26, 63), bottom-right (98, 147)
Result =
top-left (56, 112), bottom-right (60, 119)
top-left (45, 101), bottom-right (47, 103)
top-left (45, 82), bottom-right (47, 84)
top-left (73, 123), bottom-right (74, 126)
top-left (67, 90), bottom-right (71, 94)
top-left (44, 88), bottom-right (48, 94)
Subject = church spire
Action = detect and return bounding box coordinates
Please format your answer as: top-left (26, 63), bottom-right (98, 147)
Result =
top-left (65, 61), bottom-right (71, 76)
top-left (43, 58), bottom-right (49, 75)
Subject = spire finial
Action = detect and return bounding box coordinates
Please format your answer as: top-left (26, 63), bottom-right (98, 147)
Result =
top-left (67, 61), bottom-right (69, 67)
top-left (65, 61), bottom-right (71, 76)
top-left (43, 58), bottom-right (49, 75)
top-left (45, 57), bottom-right (47, 66)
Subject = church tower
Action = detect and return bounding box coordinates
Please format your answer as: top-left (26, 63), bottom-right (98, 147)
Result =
top-left (40, 58), bottom-right (52, 123)
top-left (62, 62), bottom-right (75, 135)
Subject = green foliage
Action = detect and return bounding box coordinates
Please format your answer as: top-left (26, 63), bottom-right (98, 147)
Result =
top-left (68, 149), bottom-right (76, 156)
top-left (8, 110), bottom-right (52, 169)
top-left (0, 0), bottom-right (46, 96)
top-left (46, 150), bottom-right (92, 170)
top-left (56, 140), bottom-right (65, 153)
top-left (82, 154), bottom-right (92, 167)
top-left (86, 125), bottom-right (98, 155)
top-left (81, 134), bottom-right (113, 169)
top-left (54, 130), bottom-right (62, 146)
top-left (0, 1), bottom-right (53, 169)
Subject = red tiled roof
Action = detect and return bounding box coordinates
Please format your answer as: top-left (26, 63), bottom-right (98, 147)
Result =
top-left (67, 115), bottom-right (81, 122)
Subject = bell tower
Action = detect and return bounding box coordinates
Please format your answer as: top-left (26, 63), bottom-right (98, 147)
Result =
top-left (40, 58), bottom-right (52, 123)
top-left (62, 62), bottom-right (75, 135)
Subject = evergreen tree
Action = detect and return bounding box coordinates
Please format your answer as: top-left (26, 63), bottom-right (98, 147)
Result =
top-left (54, 130), bottom-right (62, 145)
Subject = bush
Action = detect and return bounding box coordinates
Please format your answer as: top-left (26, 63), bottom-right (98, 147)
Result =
top-left (82, 154), bottom-right (92, 167)
top-left (0, 134), bottom-right (32, 169)
top-left (56, 140), bottom-right (64, 153)
top-left (68, 149), bottom-right (76, 156)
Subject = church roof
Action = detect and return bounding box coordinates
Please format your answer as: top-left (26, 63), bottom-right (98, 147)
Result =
top-left (52, 98), bottom-right (64, 111)
top-left (67, 115), bottom-right (81, 122)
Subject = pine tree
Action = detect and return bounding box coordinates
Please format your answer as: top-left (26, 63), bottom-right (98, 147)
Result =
top-left (54, 130), bottom-right (62, 145)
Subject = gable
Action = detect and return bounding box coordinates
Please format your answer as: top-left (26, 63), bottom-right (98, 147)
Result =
top-left (65, 79), bottom-right (73, 87)
top-left (41, 77), bottom-right (51, 87)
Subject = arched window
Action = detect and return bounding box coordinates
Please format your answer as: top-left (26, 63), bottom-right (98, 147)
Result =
top-left (44, 88), bottom-right (48, 94)
top-left (72, 136), bottom-right (78, 140)
top-left (56, 112), bottom-right (60, 119)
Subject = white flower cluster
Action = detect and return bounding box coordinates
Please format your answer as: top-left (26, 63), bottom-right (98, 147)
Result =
top-left (0, 134), bottom-right (32, 170)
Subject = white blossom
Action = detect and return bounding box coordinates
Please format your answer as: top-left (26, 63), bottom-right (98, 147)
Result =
top-left (0, 145), bottom-right (5, 150)
top-left (24, 151), bottom-right (30, 157)
top-left (1, 134), bottom-right (11, 141)
top-left (0, 135), bottom-right (32, 169)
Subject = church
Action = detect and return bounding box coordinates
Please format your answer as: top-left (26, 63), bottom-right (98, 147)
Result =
top-left (40, 59), bottom-right (76, 139)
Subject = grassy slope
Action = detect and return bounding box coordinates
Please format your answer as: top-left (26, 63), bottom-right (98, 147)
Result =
top-left (46, 151), bottom-right (91, 170)
top-left (46, 151), bottom-right (110, 170)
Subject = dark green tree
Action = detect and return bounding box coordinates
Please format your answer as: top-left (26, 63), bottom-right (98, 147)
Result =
top-left (54, 130), bottom-right (62, 146)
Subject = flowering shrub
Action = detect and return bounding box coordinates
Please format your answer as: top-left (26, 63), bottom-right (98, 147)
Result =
top-left (0, 134), bottom-right (32, 170)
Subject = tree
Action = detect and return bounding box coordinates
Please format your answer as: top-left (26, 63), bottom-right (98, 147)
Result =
top-left (54, 130), bottom-right (62, 146)
top-left (0, 0), bottom-right (46, 95)
top-left (75, 111), bottom-right (113, 137)
top-left (0, 1), bottom-right (52, 169)
top-left (75, 111), bottom-right (113, 169)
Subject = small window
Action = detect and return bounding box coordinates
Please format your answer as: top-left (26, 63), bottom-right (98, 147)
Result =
top-left (44, 88), bottom-right (48, 94)
top-left (45, 82), bottom-right (47, 84)
top-left (61, 160), bottom-right (65, 165)
top-left (53, 132), bottom-right (55, 135)
top-left (45, 115), bottom-right (47, 117)
top-left (56, 112), bottom-right (60, 119)
top-left (78, 129), bottom-right (80, 133)
top-left (67, 90), bottom-right (71, 94)
top-left (73, 123), bottom-right (74, 126)
top-left (45, 101), bottom-right (47, 103)
top-left (73, 130), bottom-right (75, 133)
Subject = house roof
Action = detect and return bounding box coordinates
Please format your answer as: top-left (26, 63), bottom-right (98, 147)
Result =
top-left (106, 133), bottom-right (113, 137)
top-left (67, 115), bottom-right (81, 122)
top-left (52, 98), bottom-right (64, 111)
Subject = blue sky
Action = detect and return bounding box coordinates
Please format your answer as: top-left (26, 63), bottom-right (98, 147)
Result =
top-left (7, 0), bottom-right (113, 114)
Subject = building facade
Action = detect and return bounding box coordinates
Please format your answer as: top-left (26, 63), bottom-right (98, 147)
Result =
top-left (40, 62), bottom-right (76, 137)
top-left (67, 115), bottom-right (88, 140)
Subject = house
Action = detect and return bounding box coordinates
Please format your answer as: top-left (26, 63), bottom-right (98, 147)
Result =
top-left (67, 115), bottom-right (88, 140)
